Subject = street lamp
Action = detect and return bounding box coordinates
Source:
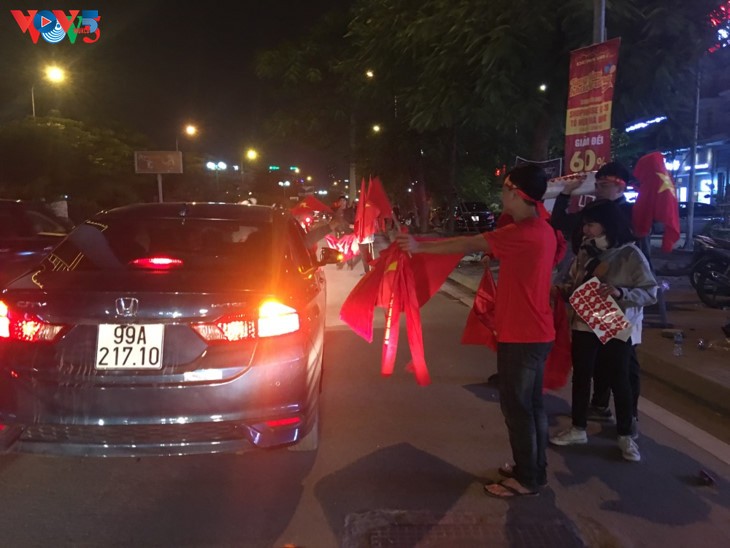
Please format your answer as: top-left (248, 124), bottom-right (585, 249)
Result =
top-left (31, 65), bottom-right (66, 118)
top-left (246, 148), bottom-right (258, 161)
top-left (206, 161), bottom-right (227, 196)
top-left (176, 123), bottom-right (198, 151)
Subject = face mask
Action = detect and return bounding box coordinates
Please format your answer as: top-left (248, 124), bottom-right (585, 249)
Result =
top-left (581, 234), bottom-right (609, 257)
top-left (593, 235), bottom-right (609, 250)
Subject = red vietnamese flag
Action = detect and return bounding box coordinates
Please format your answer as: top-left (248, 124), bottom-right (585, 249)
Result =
top-left (324, 233), bottom-right (359, 261)
top-left (340, 241), bottom-right (461, 385)
top-left (291, 195), bottom-right (333, 215)
top-left (354, 177), bottom-right (379, 241)
top-left (367, 176), bottom-right (394, 219)
top-left (632, 151), bottom-right (680, 253)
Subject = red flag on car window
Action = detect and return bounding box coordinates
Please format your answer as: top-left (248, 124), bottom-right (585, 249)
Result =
top-left (632, 151), bottom-right (680, 253)
top-left (291, 195), bottom-right (333, 215)
top-left (340, 241), bottom-right (462, 385)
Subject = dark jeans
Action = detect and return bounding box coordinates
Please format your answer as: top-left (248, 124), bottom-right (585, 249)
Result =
top-left (497, 341), bottom-right (553, 491)
top-left (591, 344), bottom-right (641, 419)
top-left (571, 331), bottom-right (633, 436)
top-left (360, 242), bottom-right (373, 274)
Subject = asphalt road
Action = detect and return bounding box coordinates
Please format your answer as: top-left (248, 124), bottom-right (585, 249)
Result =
top-left (0, 264), bottom-right (728, 547)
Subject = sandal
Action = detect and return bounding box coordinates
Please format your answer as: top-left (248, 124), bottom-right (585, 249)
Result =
top-left (498, 463), bottom-right (548, 488)
top-left (484, 478), bottom-right (539, 499)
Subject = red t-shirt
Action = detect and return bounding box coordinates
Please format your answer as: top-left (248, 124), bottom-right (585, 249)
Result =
top-left (482, 217), bottom-right (556, 343)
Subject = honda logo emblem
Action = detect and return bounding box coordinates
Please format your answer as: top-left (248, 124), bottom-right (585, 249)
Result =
top-left (115, 297), bottom-right (139, 318)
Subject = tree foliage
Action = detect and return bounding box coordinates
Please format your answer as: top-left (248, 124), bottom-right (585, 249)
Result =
top-left (0, 117), bottom-right (152, 220)
top-left (257, 0), bottom-right (727, 212)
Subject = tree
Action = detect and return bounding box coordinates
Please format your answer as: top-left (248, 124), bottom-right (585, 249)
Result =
top-left (255, 0), bottom-right (727, 225)
top-left (0, 117), bottom-right (151, 220)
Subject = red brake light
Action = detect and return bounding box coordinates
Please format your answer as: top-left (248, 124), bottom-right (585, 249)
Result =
top-left (192, 299), bottom-right (300, 342)
top-left (264, 417), bottom-right (301, 428)
top-left (129, 256), bottom-right (183, 270)
top-left (0, 300), bottom-right (64, 342)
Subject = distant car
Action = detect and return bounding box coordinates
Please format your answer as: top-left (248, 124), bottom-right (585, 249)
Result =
top-left (653, 202), bottom-right (724, 235)
top-left (0, 199), bottom-right (73, 287)
top-left (0, 202), bottom-right (340, 457)
top-left (452, 201), bottom-right (496, 233)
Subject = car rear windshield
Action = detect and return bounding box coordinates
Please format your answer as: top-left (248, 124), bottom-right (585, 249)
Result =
top-left (43, 217), bottom-right (274, 272)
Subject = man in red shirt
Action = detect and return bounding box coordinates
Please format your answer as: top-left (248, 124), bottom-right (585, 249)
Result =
top-left (396, 164), bottom-right (556, 497)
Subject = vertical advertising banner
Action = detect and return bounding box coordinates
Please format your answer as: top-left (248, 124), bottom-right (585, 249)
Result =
top-left (564, 38), bottom-right (621, 175)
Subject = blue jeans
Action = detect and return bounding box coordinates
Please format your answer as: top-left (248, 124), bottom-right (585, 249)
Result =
top-left (497, 341), bottom-right (553, 491)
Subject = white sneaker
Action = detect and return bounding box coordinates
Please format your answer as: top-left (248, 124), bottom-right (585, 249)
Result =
top-left (549, 427), bottom-right (588, 446)
top-left (618, 435), bottom-right (641, 462)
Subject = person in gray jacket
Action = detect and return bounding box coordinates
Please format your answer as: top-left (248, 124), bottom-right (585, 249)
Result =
top-left (549, 200), bottom-right (657, 463)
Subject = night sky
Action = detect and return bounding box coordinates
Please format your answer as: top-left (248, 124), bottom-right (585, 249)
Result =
top-left (0, 1), bottom-right (350, 180)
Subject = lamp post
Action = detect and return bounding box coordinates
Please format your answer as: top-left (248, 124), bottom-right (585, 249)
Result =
top-left (206, 161), bottom-right (227, 197)
top-left (175, 124), bottom-right (198, 151)
top-left (31, 65), bottom-right (65, 118)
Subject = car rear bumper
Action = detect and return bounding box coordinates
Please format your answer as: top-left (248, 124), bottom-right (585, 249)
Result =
top-left (0, 416), bottom-right (314, 457)
top-left (0, 338), bottom-right (322, 457)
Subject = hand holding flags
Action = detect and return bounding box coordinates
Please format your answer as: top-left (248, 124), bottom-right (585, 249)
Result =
top-left (340, 241), bottom-right (462, 385)
top-left (632, 151), bottom-right (680, 253)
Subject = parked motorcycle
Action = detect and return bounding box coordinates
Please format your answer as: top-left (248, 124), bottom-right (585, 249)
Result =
top-left (691, 237), bottom-right (730, 309)
top-left (656, 234), bottom-right (730, 291)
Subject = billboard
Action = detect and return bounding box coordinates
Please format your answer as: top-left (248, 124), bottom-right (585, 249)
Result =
top-left (564, 38), bottom-right (621, 175)
top-left (134, 151), bottom-right (183, 174)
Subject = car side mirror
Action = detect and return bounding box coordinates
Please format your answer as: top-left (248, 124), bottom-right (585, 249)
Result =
top-left (318, 247), bottom-right (343, 266)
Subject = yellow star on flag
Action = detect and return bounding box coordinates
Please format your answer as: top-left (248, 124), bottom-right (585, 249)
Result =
top-left (657, 172), bottom-right (676, 197)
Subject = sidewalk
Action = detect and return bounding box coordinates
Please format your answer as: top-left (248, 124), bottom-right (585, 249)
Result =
top-left (444, 250), bottom-right (730, 419)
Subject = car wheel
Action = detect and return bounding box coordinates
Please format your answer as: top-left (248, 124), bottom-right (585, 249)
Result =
top-left (287, 404), bottom-right (320, 452)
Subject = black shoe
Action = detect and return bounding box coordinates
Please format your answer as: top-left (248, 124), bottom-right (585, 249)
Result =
top-left (586, 405), bottom-right (614, 423)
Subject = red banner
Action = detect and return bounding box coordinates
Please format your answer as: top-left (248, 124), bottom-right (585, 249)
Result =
top-left (564, 38), bottom-right (620, 175)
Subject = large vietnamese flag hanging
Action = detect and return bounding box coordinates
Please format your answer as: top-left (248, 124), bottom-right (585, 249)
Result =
top-left (340, 241), bottom-right (462, 385)
top-left (632, 151), bottom-right (680, 253)
top-left (564, 38), bottom-right (621, 175)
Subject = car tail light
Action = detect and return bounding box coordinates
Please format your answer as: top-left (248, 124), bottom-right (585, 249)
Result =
top-left (129, 256), bottom-right (183, 270)
top-left (192, 299), bottom-right (300, 342)
top-left (264, 417), bottom-right (301, 428)
top-left (0, 300), bottom-right (64, 343)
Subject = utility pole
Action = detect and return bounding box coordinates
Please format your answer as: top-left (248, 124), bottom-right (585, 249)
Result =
top-left (593, 0), bottom-right (606, 43)
top-left (685, 61), bottom-right (702, 250)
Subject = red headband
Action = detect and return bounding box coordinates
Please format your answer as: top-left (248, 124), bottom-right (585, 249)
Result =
top-left (597, 175), bottom-right (626, 187)
top-left (505, 181), bottom-right (550, 220)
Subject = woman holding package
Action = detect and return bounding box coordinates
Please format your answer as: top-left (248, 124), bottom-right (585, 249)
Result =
top-left (549, 199), bottom-right (657, 462)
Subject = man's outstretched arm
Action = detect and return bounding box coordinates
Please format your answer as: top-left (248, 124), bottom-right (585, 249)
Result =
top-left (395, 233), bottom-right (490, 255)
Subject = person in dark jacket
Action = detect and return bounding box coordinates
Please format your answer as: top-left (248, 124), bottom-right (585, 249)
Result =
top-left (550, 162), bottom-right (645, 431)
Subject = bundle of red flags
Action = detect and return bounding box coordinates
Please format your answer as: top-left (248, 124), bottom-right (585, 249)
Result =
top-left (632, 151), bottom-right (680, 253)
top-left (325, 175), bottom-right (396, 264)
top-left (340, 241), bottom-right (462, 385)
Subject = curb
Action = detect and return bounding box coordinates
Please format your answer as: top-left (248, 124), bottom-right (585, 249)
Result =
top-left (444, 270), bottom-right (730, 418)
top-left (636, 342), bottom-right (730, 417)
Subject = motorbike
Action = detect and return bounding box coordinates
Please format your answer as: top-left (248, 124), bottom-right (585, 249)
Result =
top-left (690, 236), bottom-right (730, 309)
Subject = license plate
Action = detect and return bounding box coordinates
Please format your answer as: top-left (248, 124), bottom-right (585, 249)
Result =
top-left (95, 324), bottom-right (164, 370)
